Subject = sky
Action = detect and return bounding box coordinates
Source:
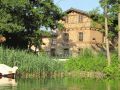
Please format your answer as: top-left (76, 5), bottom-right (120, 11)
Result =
top-left (54, 0), bottom-right (101, 12)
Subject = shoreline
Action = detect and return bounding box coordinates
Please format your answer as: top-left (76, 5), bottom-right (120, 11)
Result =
top-left (18, 71), bottom-right (105, 79)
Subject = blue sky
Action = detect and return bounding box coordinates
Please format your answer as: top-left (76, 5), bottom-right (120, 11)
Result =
top-left (54, 0), bottom-right (101, 12)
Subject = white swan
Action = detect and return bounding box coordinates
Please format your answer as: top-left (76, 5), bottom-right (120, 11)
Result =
top-left (12, 66), bottom-right (18, 74)
top-left (0, 64), bottom-right (18, 75)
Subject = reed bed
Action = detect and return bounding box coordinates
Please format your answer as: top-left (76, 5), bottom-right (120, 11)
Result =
top-left (0, 47), bottom-right (64, 77)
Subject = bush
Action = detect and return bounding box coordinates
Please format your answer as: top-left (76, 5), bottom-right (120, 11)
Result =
top-left (65, 49), bottom-right (120, 78)
top-left (65, 49), bottom-right (106, 72)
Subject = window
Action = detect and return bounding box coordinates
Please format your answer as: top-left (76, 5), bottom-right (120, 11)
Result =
top-left (92, 38), bottom-right (96, 40)
top-left (78, 48), bottom-right (83, 55)
top-left (63, 33), bottom-right (69, 42)
top-left (50, 48), bottom-right (56, 56)
top-left (65, 17), bottom-right (68, 23)
top-left (79, 15), bottom-right (83, 23)
top-left (64, 48), bottom-right (69, 57)
top-left (51, 38), bottom-right (56, 45)
top-left (79, 32), bottom-right (83, 41)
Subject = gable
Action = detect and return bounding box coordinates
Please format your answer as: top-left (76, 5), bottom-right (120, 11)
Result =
top-left (65, 8), bottom-right (89, 17)
top-left (65, 10), bottom-right (89, 24)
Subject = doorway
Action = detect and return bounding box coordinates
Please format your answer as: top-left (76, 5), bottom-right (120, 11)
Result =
top-left (50, 48), bottom-right (56, 56)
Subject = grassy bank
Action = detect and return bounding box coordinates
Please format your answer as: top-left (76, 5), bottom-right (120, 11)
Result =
top-left (0, 47), bottom-right (120, 78)
top-left (65, 49), bottom-right (120, 78)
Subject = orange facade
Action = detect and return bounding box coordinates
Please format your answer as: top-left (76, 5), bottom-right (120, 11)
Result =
top-left (42, 8), bottom-right (104, 57)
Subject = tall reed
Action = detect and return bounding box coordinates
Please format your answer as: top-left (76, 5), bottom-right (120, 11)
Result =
top-left (0, 47), bottom-right (64, 75)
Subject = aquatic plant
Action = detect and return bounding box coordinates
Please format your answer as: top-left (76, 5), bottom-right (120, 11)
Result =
top-left (0, 47), bottom-right (64, 76)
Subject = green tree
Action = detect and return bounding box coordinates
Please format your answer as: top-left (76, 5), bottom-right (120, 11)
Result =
top-left (0, 0), bottom-right (64, 50)
top-left (103, 0), bottom-right (120, 60)
top-left (91, 0), bottom-right (119, 65)
top-left (108, 0), bottom-right (120, 60)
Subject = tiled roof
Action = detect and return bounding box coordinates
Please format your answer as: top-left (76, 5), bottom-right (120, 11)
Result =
top-left (65, 8), bottom-right (89, 16)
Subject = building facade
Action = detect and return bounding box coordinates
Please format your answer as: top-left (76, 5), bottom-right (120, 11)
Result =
top-left (42, 8), bottom-right (104, 57)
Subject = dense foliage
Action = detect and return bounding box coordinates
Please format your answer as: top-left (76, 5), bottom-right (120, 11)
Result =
top-left (0, 0), bottom-right (64, 49)
top-left (65, 49), bottom-right (120, 78)
top-left (65, 50), bottom-right (106, 71)
top-left (89, 0), bottom-right (119, 48)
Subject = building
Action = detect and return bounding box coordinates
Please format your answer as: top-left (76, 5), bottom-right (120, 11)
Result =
top-left (42, 8), bottom-right (104, 57)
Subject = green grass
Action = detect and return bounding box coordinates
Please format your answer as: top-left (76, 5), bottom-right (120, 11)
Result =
top-left (64, 49), bottom-right (120, 78)
top-left (65, 50), bottom-right (106, 71)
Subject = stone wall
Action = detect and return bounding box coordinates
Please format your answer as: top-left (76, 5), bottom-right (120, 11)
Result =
top-left (41, 9), bottom-right (104, 57)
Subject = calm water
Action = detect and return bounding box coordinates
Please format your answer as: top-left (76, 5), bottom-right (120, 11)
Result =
top-left (0, 77), bottom-right (120, 90)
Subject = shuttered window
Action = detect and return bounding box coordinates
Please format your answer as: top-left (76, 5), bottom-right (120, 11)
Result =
top-left (63, 33), bottom-right (69, 42)
top-left (79, 15), bottom-right (83, 23)
top-left (79, 32), bottom-right (83, 41)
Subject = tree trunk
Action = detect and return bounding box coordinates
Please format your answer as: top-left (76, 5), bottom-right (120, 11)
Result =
top-left (118, 4), bottom-right (120, 60)
top-left (105, 6), bottom-right (111, 66)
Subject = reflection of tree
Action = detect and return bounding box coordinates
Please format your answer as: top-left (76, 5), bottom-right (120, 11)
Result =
top-left (106, 81), bottom-right (111, 90)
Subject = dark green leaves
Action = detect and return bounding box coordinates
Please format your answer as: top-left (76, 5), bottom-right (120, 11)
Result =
top-left (0, 0), bottom-right (64, 48)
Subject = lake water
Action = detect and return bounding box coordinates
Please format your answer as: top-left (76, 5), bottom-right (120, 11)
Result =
top-left (0, 77), bottom-right (119, 90)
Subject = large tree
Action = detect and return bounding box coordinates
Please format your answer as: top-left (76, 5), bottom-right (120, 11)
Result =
top-left (90, 0), bottom-right (120, 65)
top-left (109, 0), bottom-right (120, 60)
top-left (0, 0), bottom-right (64, 50)
top-left (104, 0), bottom-right (120, 60)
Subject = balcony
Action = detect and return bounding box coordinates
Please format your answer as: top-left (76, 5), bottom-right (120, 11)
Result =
top-left (61, 41), bottom-right (69, 47)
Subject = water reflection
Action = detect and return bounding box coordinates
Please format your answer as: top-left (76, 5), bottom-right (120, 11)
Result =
top-left (0, 77), bottom-right (119, 90)
top-left (0, 77), bottom-right (17, 90)
top-left (17, 78), bottom-right (120, 90)
top-left (0, 77), bottom-right (17, 86)
top-left (107, 83), bottom-right (111, 90)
